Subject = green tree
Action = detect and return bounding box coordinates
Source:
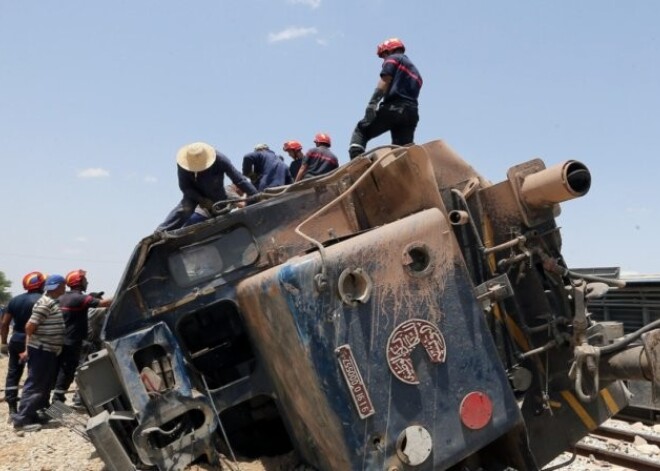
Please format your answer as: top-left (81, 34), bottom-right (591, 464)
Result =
top-left (0, 271), bottom-right (12, 306)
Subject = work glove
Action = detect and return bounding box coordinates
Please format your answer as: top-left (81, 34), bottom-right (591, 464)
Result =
top-left (0, 343), bottom-right (8, 355)
top-left (89, 291), bottom-right (105, 299)
top-left (359, 87), bottom-right (385, 127)
top-left (359, 104), bottom-right (378, 127)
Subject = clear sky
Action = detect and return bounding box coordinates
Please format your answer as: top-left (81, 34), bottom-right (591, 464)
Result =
top-left (1, 1), bottom-right (659, 297)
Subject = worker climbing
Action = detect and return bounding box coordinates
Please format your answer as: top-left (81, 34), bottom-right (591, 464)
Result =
top-left (348, 37), bottom-right (423, 159)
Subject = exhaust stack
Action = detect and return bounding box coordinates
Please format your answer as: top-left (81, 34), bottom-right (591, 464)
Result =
top-left (520, 160), bottom-right (591, 208)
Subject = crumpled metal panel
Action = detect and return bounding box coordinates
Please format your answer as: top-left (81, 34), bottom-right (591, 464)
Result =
top-left (105, 322), bottom-right (218, 470)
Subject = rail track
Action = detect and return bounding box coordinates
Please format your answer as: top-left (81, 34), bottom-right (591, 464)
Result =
top-left (572, 418), bottom-right (660, 471)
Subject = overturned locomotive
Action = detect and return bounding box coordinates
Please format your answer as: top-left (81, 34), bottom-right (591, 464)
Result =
top-left (76, 140), bottom-right (660, 470)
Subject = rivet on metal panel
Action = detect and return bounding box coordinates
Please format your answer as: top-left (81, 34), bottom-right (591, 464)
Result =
top-left (314, 273), bottom-right (328, 292)
top-left (371, 434), bottom-right (385, 451)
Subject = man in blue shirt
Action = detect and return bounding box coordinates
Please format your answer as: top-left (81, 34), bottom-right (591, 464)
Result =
top-left (242, 144), bottom-right (293, 191)
top-left (0, 271), bottom-right (46, 416)
top-left (157, 142), bottom-right (258, 231)
top-left (294, 133), bottom-right (339, 181)
top-left (283, 140), bottom-right (304, 179)
top-left (348, 38), bottom-right (423, 159)
top-left (51, 269), bottom-right (112, 405)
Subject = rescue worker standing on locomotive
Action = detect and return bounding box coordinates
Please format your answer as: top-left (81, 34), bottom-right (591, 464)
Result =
top-left (348, 38), bottom-right (423, 160)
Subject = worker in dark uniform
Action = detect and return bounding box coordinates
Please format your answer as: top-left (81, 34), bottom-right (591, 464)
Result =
top-left (0, 271), bottom-right (46, 416)
top-left (294, 133), bottom-right (339, 182)
top-left (242, 144), bottom-right (293, 191)
top-left (157, 142), bottom-right (258, 231)
top-left (283, 140), bottom-right (304, 180)
top-left (348, 38), bottom-right (423, 159)
top-left (51, 269), bottom-right (112, 404)
top-left (11, 274), bottom-right (66, 432)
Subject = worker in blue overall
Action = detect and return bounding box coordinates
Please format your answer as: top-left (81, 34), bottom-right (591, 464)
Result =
top-left (242, 144), bottom-right (293, 191)
top-left (157, 142), bottom-right (258, 231)
top-left (0, 271), bottom-right (46, 416)
top-left (283, 140), bottom-right (304, 180)
top-left (51, 269), bottom-right (112, 405)
top-left (294, 133), bottom-right (339, 181)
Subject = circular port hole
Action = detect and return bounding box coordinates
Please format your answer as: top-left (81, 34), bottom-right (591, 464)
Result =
top-left (338, 268), bottom-right (372, 306)
top-left (396, 426), bottom-right (433, 466)
top-left (565, 161), bottom-right (591, 195)
top-left (403, 244), bottom-right (432, 276)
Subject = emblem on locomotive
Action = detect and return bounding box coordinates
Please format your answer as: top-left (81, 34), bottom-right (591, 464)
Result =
top-left (386, 318), bottom-right (447, 384)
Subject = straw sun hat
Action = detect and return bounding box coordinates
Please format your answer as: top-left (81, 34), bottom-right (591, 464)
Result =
top-left (176, 142), bottom-right (216, 172)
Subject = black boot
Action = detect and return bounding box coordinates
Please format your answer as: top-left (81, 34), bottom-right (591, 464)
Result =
top-left (52, 393), bottom-right (66, 404)
top-left (8, 401), bottom-right (18, 415)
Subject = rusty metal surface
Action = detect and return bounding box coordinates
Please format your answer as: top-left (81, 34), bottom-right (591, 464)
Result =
top-left (642, 329), bottom-right (660, 401)
top-left (236, 208), bottom-right (522, 470)
top-left (76, 139), bottom-right (653, 471)
top-left (235, 266), bottom-right (352, 471)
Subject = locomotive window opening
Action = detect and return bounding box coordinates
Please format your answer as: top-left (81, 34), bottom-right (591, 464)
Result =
top-left (218, 395), bottom-right (292, 459)
top-left (177, 301), bottom-right (255, 389)
top-left (133, 344), bottom-right (176, 392)
top-left (168, 225), bottom-right (259, 287)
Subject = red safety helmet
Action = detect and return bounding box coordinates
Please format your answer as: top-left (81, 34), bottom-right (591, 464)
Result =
top-left (66, 269), bottom-right (88, 288)
top-left (377, 37), bottom-right (405, 58)
top-left (314, 133), bottom-right (331, 147)
top-left (22, 271), bottom-right (46, 291)
top-left (283, 140), bottom-right (303, 152)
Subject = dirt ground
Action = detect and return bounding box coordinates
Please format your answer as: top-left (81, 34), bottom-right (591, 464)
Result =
top-left (0, 353), bottom-right (302, 471)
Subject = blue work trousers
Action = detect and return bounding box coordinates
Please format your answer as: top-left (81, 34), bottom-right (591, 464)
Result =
top-left (4, 339), bottom-right (27, 407)
top-left (12, 346), bottom-right (59, 426)
top-left (157, 199), bottom-right (196, 231)
top-left (52, 342), bottom-right (83, 402)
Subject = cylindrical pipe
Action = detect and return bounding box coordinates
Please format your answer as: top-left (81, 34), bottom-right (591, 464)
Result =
top-left (483, 235), bottom-right (526, 255)
top-left (599, 346), bottom-right (651, 382)
top-left (520, 160), bottom-right (591, 208)
top-left (448, 210), bottom-right (470, 226)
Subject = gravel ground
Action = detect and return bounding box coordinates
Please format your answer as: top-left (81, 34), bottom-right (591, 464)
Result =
top-left (0, 353), bottom-right (299, 471)
top-left (0, 351), bottom-right (105, 471)
top-left (3, 351), bottom-right (657, 471)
